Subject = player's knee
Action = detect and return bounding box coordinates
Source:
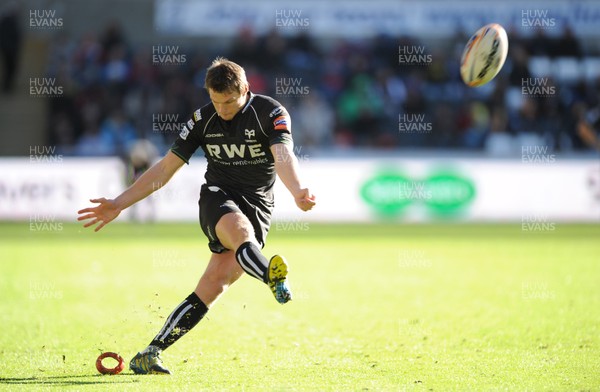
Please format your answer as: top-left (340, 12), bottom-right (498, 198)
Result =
top-left (232, 223), bottom-right (254, 246)
top-left (216, 213), bottom-right (255, 250)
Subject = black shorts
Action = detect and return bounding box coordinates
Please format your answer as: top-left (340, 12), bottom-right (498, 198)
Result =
top-left (198, 184), bottom-right (273, 253)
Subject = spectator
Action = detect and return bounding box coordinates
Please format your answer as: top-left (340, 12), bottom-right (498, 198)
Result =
top-left (293, 91), bottom-right (335, 148)
top-left (100, 21), bottom-right (127, 61)
top-left (0, 1), bottom-right (21, 93)
top-left (430, 102), bottom-right (459, 148)
top-left (485, 106), bottom-right (514, 156)
top-left (527, 28), bottom-right (553, 57)
top-left (72, 32), bottom-right (102, 87)
top-left (509, 98), bottom-right (544, 137)
top-left (508, 44), bottom-right (532, 87)
top-left (552, 25), bottom-right (582, 58)
top-left (230, 26), bottom-right (260, 68)
top-left (337, 73), bottom-right (385, 146)
top-left (577, 106), bottom-right (600, 151)
top-left (39, 19), bottom-right (600, 155)
top-left (76, 128), bottom-right (113, 156)
top-left (98, 108), bottom-right (137, 156)
top-left (462, 101), bottom-right (490, 148)
top-left (257, 28), bottom-right (286, 72)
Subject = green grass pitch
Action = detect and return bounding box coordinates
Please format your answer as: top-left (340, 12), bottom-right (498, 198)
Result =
top-left (0, 222), bottom-right (599, 391)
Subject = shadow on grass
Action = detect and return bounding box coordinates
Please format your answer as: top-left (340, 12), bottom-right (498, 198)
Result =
top-left (0, 374), bottom-right (140, 386)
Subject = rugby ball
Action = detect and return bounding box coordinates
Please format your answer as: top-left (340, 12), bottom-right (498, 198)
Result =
top-left (460, 23), bottom-right (509, 87)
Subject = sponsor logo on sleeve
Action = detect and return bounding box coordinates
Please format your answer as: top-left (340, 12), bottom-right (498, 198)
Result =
top-left (187, 119), bottom-right (195, 129)
top-left (179, 124), bottom-right (190, 140)
top-left (273, 115), bottom-right (291, 131)
top-left (269, 106), bottom-right (284, 118)
top-left (193, 109), bottom-right (202, 122)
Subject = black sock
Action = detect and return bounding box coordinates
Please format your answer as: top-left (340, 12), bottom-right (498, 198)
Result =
top-left (235, 241), bottom-right (269, 283)
top-left (150, 292), bottom-right (208, 351)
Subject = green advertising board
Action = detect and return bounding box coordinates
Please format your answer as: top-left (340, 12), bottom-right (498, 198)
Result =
top-left (360, 169), bottom-right (476, 217)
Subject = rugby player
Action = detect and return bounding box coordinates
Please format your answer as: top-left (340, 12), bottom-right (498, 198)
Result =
top-left (77, 57), bottom-right (316, 374)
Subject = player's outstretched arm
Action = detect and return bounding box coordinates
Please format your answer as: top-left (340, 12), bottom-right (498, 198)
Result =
top-left (271, 143), bottom-right (315, 212)
top-left (77, 151), bottom-right (185, 231)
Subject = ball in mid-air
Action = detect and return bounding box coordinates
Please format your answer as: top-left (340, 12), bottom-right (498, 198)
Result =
top-left (96, 352), bottom-right (125, 375)
top-left (460, 23), bottom-right (509, 87)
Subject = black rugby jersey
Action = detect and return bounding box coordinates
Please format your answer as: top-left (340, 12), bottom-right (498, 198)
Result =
top-left (171, 92), bottom-right (293, 198)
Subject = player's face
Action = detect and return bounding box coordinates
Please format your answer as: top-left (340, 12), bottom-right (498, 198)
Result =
top-left (209, 88), bottom-right (248, 121)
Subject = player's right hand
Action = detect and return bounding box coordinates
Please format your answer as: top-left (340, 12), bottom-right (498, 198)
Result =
top-left (77, 198), bottom-right (121, 232)
top-left (294, 189), bottom-right (316, 212)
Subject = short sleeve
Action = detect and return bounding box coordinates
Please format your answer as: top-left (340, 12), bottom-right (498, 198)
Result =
top-left (170, 108), bottom-right (204, 164)
top-left (268, 106), bottom-right (293, 146)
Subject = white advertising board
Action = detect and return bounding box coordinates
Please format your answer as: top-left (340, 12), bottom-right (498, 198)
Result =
top-left (268, 158), bottom-right (600, 223)
top-left (155, 0), bottom-right (600, 38)
top-left (0, 158), bottom-right (125, 221)
top-left (1, 157), bottom-right (598, 223)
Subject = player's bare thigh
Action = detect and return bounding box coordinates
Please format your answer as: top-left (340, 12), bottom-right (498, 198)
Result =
top-left (215, 211), bottom-right (256, 250)
top-left (194, 251), bottom-right (244, 306)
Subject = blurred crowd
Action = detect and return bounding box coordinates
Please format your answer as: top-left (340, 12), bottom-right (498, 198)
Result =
top-left (5, 18), bottom-right (600, 156)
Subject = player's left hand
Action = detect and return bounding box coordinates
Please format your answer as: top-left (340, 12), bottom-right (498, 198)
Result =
top-left (294, 189), bottom-right (316, 211)
top-left (77, 198), bottom-right (121, 232)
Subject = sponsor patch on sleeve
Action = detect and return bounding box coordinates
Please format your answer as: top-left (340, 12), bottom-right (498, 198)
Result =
top-left (269, 106), bottom-right (284, 118)
top-left (187, 119), bottom-right (195, 129)
top-left (179, 124), bottom-right (189, 140)
top-left (273, 115), bottom-right (291, 131)
top-left (193, 109), bottom-right (202, 122)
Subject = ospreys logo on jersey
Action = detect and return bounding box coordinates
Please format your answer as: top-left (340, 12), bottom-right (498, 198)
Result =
top-left (244, 129), bottom-right (256, 139)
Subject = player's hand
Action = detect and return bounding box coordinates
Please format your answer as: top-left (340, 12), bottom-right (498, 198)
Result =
top-left (77, 198), bottom-right (121, 232)
top-left (294, 189), bottom-right (316, 212)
